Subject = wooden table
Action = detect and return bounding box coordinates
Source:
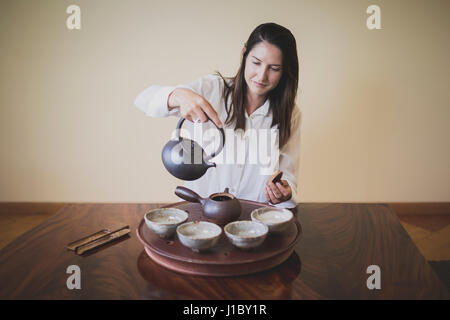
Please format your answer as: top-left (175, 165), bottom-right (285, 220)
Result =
top-left (0, 203), bottom-right (448, 299)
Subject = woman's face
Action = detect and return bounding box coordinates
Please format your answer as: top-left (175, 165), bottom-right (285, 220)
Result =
top-left (244, 41), bottom-right (283, 98)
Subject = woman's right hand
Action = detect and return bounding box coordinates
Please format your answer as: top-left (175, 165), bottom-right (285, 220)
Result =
top-left (168, 88), bottom-right (223, 128)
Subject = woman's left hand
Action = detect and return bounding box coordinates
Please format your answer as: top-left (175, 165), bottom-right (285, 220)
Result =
top-left (265, 180), bottom-right (292, 204)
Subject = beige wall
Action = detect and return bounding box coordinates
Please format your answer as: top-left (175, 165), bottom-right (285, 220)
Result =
top-left (0, 0), bottom-right (449, 203)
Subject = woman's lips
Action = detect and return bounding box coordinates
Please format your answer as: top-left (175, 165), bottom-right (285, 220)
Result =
top-left (253, 81), bottom-right (267, 88)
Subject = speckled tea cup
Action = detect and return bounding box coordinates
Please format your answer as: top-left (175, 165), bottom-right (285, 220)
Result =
top-left (250, 207), bottom-right (294, 233)
top-left (176, 221), bottom-right (222, 252)
top-left (144, 208), bottom-right (188, 238)
top-left (224, 220), bottom-right (268, 250)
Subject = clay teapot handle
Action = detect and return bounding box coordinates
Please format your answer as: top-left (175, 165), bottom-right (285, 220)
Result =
top-left (204, 115), bottom-right (225, 161)
top-left (174, 118), bottom-right (186, 141)
top-left (175, 186), bottom-right (204, 203)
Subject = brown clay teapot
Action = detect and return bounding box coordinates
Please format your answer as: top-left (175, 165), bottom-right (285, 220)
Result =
top-left (175, 186), bottom-right (241, 225)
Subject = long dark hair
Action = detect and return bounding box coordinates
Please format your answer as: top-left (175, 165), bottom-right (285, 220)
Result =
top-left (217, 23), bottom-right (299, 149)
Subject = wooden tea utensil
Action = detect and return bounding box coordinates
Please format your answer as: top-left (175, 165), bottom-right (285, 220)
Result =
top-left (267, 170), bottom-right (283, 185)
top-left (66, 229), bottom-right (111, 251)
top-left (66, 225), bottom-right (130, 255)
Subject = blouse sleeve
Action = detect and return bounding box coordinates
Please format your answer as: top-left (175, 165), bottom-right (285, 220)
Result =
top-left (133, 74), bottom-right (222, 118)
top-left (274, 106), bottom-right (302, 209)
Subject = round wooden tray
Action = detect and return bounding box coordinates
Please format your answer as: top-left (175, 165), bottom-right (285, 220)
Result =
top-left (136, 199), bottom-right (302, 276)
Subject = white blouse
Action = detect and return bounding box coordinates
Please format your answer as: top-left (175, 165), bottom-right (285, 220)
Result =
top-left (134, 74), bottom-right (301, 209)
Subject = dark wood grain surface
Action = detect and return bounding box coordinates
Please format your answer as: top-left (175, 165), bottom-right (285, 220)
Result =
top-left (0, 202), bottom-right (448, 299)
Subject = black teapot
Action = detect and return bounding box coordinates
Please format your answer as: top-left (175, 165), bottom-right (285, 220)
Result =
top-left (161, 117), bottom-right (225, 181)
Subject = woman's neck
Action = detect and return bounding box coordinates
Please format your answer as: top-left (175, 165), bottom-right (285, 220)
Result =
top-left (245, 92), bottom-right (267, 116)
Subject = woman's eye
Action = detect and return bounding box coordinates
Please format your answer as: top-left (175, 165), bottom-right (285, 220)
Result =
top-left (271, 67), bottom-right (281, 72)
top-left (253, 61), bottom-right (260, 65)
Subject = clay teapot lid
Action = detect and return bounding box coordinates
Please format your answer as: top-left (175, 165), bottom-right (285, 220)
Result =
top-left (210, 187), bottom-right (236, 200)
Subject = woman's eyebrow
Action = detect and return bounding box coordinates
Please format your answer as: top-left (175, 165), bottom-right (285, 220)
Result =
top-left (251, 55), bottom-right (282, 67)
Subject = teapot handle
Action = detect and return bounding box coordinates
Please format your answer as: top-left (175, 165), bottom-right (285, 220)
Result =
top-left (175, 116), bottom-right (225, 161)
top-left (175, 186), bottom-right (204, 203)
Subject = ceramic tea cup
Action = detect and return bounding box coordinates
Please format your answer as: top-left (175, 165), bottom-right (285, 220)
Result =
top-left (224, 220), bottom-right (268, 250)
top-left (176, 221), bottom-right (222, 252)
top-left (250, 207), bottom-right (294, 233)
top-left (144, 208), bottom-right (188, 238)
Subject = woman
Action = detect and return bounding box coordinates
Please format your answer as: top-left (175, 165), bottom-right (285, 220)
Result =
top-left (135, 23), bottom-right (301, 209)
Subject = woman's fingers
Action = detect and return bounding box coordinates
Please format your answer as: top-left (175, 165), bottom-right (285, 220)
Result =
top-left (185, 114), bottom-right (197, 123)
top-left (265, 186), bottom-right (279, 204)
top-left (277, 180), bottom-right (292, 200)
top-left (276, 182), bottom-right (289, 198)
top-left (265, 180), bottom-right (292, 204)
top-left (192, 107), bottom-right (208, 123)
top-left (200, 101), bottom-right (223, 128)
top-left (268, 182), bottom-right (282, 198)
top-left (177, 89), bottom-right (222, 127)
top-left (186, 98), bottom-right (223, 128)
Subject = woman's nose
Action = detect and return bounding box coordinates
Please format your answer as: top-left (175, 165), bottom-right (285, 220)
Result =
top-left (257, 67), bottom-right (269, 82)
